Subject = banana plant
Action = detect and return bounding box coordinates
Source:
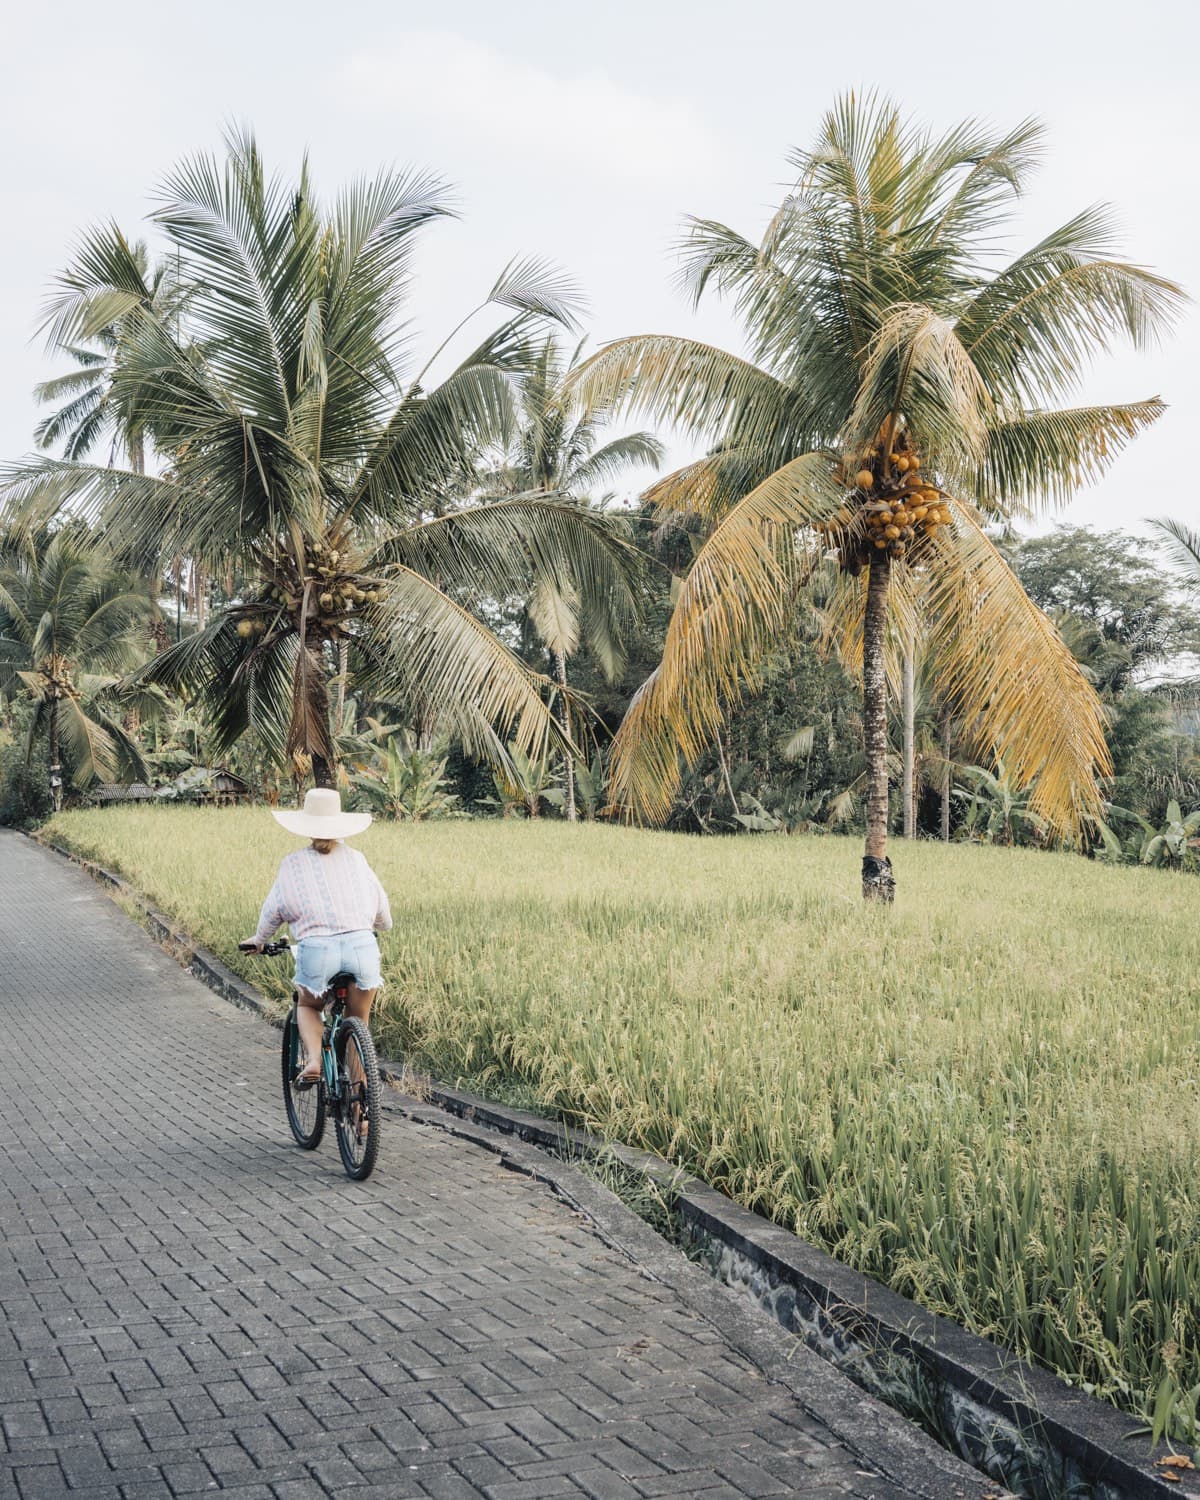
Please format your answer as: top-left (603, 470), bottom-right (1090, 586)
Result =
top-left (482, 740), bottom-right (561, 818)
top-left (954, 761), bottom-right (1047, 847)
top-left (573, 751), bottom-right (607, 821)
top-left (1139, 799), bottom-right (1200, 869)
top-left (350, 733), bottom-right (459, 822)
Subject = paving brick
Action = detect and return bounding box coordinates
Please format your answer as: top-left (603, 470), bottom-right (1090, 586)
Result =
top-left (159, 1458), bottom-right (217, 1493)
top-left (0, 832), bottom-right (930, 1500)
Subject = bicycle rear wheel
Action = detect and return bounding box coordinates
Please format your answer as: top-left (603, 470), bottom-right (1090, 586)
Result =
top-left (281, 1005), bottom-right (325, 1149)
top-left (333, 1018), bottom-right (381, 1180)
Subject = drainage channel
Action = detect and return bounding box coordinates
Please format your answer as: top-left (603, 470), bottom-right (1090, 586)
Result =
top-left (415, 1085), bottom-right (1186, 1500)
top-left (569, 1145), bottom-right (1086, 1500)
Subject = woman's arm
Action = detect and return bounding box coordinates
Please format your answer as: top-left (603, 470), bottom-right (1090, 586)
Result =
top-left (253, 868), bottom-right (290, 945)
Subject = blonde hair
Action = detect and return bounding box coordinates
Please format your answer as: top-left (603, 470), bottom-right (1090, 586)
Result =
top-left (311, 838), bottom-right (338, 855)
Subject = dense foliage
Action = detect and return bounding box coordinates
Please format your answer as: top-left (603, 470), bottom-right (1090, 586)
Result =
top-left (0, 105), bottom-right (1192, 867)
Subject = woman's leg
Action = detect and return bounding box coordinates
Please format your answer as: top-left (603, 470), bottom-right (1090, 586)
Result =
top-left (294, 987), bottom-right (325, 1080)
top-left (346, 985), bottom-right (377, 1027)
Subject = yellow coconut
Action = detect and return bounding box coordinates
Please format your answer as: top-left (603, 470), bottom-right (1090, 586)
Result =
top-left (855, 469), bottom-right (875, 490)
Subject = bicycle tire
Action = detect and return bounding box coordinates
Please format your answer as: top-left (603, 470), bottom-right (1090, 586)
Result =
top-left (281, 1005), bottom-right (325, 1150)
top-left (333, 1017), bottom-right (381, 1180)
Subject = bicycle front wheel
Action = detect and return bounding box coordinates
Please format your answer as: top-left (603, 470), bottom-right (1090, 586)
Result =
top-left (281, 1005), bottom-right (325, 1149)
top-left (333, 1018), bottom-right (381, 1180)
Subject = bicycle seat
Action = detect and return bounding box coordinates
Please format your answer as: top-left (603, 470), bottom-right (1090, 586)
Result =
top-left (328, 970), bottom-right (357, 992)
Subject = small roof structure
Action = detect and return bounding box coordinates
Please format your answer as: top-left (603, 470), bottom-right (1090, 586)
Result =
top-left (158, 765), bottom-right (252, 802)
top-left (93, 782), bottom-right (155, 803)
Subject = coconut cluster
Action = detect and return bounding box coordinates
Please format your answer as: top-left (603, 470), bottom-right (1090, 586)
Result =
top-left (234, 537), bottom-right (381, 641)
top-left (818, 433), bottom-right (953, 574)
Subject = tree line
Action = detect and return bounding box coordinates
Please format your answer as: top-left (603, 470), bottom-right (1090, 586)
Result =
top-left (1, 97), bottom-right (1194, 893)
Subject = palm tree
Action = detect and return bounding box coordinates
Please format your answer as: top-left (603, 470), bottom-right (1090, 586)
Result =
top-left (4, 131), bottom-right (641, 790)
top-left (482, 336), bottom-right (662, 817)
top-left (0, 527), bottom-right (158, 807)
top-left (573, 95), bottom-right (1183, 898)
top-left (33, 240), bottom-right (181, 475)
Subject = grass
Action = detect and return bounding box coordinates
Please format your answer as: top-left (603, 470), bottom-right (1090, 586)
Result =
top-left (45, 806), bottom-right (1200, 1441)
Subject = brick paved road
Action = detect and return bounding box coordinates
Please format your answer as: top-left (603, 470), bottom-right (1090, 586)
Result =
top-left (0, 832), bottom-right (970, 1499)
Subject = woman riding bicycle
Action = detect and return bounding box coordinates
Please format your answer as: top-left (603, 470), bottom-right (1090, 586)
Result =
top-left (243, 788), bottom-right (392, 1086)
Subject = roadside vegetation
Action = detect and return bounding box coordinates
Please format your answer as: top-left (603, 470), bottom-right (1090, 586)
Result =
top-left (44, 808), bottom-right (1200, 1441)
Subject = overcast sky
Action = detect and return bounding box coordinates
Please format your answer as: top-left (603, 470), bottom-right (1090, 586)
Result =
top-left (3, 0), bottom-right (1197, 541)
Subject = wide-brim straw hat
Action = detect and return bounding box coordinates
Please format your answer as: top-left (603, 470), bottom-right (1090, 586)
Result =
top-left (271, 787), bottom-right (372, 839)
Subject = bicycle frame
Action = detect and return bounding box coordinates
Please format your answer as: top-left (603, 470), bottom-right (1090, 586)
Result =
top-left (316, 993), bottom-right (351, 1104)
top-left (281, 984), bottom-right (355, 1104)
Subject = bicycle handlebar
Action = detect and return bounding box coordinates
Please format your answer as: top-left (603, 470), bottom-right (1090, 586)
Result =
top-left (239, 938), bottom-right (291, 956)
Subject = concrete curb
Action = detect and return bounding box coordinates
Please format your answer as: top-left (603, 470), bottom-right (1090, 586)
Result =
top-left (34, 832), bottom-right (1195, 1499)
top-left (391, 1094), bottom-right (988, 1500)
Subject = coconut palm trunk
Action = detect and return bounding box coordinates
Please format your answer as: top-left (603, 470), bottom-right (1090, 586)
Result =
top-left (47, 694), bottom-right (62, 812)
top-left (555, 649), bottom-right (577, 822)
top-left (902, 645), bottom-right (916, 839)
top-left (335, 638), bottom-right (350, 734)
top-left (301, 626), bottom-right (337, 791)
top-left (940, 707), bottom-right (952, 842)
top-left (862, 555), bottom-right (895, 901)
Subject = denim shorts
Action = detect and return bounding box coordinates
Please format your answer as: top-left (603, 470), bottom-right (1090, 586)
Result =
top-left (293, 930), bottom-right (383, 996)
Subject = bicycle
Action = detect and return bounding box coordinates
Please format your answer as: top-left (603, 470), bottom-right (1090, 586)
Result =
top-left (239, 938), bottom-right (382, 1180)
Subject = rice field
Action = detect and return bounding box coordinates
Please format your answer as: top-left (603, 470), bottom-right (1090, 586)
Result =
top-left (44, 807), bottom-right (1200, 1439)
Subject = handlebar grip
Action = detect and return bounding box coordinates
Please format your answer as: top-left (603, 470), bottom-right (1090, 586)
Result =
top-left (240, 938), bottom-right (291, 956)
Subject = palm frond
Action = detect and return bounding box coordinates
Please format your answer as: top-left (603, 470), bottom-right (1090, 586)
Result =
top-left (287, 637), bottom-right (334, 765)
top-left (1148, 516), bottom-right (1200, 583)
top-left (348, 363), bottom-right (515, 523)
top-left (845, 302), bottom-right (992, 472)
top-left (608, 453), bottom-right (841, 821)
top-left (56, 695), bottom-right (121, 787)
top-left (955, 206), bottom-right (1187, 405)
top-left (569, 335), bottom-right (794, 446)
top-left (152, 129), bottom-right (306, 429)
top-left (973, 400), bottom-right (1165, 512)
top-left (359, 568), bottom-right (570, 764)
top-left (374, 492), bottom-right (642, 631)
top-left (529, 578), bottom-right (580, 658)
top-left (564, 431), bottom-right (664, 494)
top-left (485, 256), bottom-right (583, 331)
top-left (38, 222), bottom-right (154, 350)
top-left (642, 448), bottom-right (775, 526)
top-left (926, 502), bottom-right (1110, 842)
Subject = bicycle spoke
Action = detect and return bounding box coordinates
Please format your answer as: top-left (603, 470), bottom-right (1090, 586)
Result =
top-left (281, 1007), bottom-right (325, 1150)
top-left (334, 1019), bottom-right (381, 1180)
